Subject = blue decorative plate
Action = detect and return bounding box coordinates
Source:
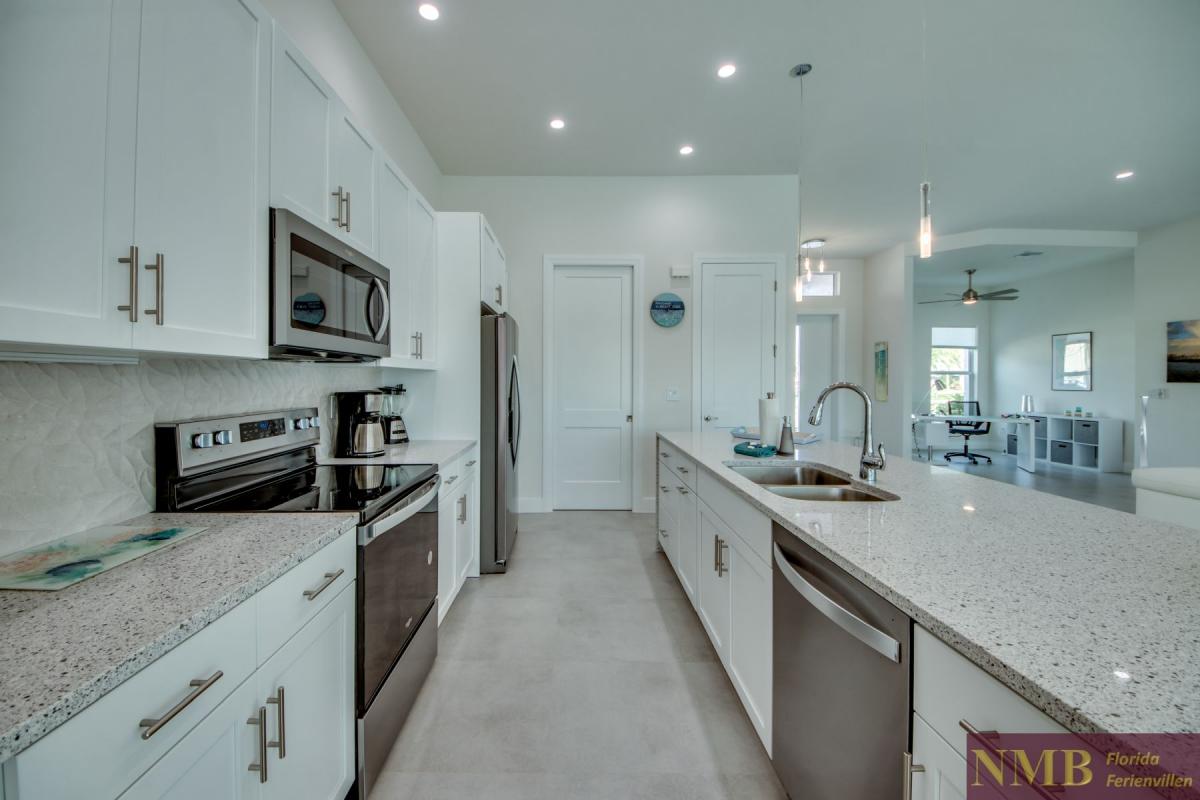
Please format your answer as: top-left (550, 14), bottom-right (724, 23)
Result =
top-left (650, 292), bottom-right (685, 327)
top-left (292, 292), bottom-right (326, 325)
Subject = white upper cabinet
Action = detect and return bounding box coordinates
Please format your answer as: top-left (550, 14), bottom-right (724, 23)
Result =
top-left (480, 218), bottom-right (507, 314)
top-left (378, 158), bottom-right (415, 363)
top-left (409, 192), bottom-right (439, 363)
top-left (130, 0), bottom-right (270, 358)
top-left (0, 0), bottom-right (138, 351)
top-left (0, 0), bottom-right (268, 358)
top-left (269, 26), bottom-right (334, 229)
top-left (330, 107), bottom-right (378, 258)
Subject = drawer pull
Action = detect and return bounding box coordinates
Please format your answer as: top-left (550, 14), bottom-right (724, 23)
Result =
top-left (445, 474), bottom-right (458, 485)
top-left (677, 486), bottom-right (689, 495)
top-left (266, 686), bottom-right (286, 758)
top-left (302, 568), bottom-right (344, 601)
top-left (958, 719), bottom-right (1063, 799)
top-left (678, 466), bottom-right (689, 474)
top-left (247, 706), bottom-right (268, 782)
top-left (903, 751), bottom-right (925, 800)
top-left (138, 670), bottom-right (223, 740)
top-left (466, 460), bottom-right (477, 467)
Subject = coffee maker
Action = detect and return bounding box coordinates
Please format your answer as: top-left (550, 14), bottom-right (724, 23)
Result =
top-left (332, 391), bottom-right (386, 458)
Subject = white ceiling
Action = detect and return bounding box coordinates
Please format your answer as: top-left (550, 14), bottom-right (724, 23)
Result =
top-left (334, 0), bottom-right (1200, 257)
top-left (912, 243), bottom-right (1132, 293)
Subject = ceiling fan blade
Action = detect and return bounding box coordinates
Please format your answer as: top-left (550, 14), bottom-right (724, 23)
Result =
top-left (945, 292), bottom-right (962, 297)
top-left (980, 296), bottom-right (1018, 301)
top-left (918, 299), bottom-right (965, 304)
top-left (978, 288), bottom-right (1018, 298)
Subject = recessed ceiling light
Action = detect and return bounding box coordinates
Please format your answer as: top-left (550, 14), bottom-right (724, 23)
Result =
top-left (1115, 170), bottom-right (1134, 180)
top-left (717, 63), bottom-right (737, 79)
top-left (679, 145), bottom-right (694, 156)
top-left (800, 238), bottom-right (826, 249)
top-left (549, 118), bottom-right (566, 130)
top-left (962, 504), bottom-right (976, 512)
top-left (417, 3), bottom-right (439, 21)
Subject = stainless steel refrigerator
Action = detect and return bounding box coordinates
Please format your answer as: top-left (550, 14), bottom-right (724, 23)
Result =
top-left (481, 312), bottom-right (520, 572)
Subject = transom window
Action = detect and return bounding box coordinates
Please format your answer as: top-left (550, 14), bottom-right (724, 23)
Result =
top-left (929, 327), bottom-right (978, 413)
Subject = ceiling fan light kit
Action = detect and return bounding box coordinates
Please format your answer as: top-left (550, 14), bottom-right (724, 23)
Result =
top-left (918, 268), bottom-right (1021, 306)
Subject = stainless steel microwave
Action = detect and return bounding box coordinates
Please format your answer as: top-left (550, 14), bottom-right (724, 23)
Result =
top-left (270, 208), bottom-right (390, 362)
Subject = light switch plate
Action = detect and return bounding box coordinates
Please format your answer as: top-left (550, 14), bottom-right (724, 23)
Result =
top-left (666, 387), bottom-right (681, 402)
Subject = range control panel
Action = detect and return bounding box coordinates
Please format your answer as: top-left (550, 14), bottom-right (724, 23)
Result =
top-left (158, 407), bottom-right (321, 475)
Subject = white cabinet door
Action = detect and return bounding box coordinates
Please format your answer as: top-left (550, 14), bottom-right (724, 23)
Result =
top-left (726, 534), bottom-right (772, 752)
top-left (437, 485), bottom-right (458, 623)
top-left (675, 488), bottom-right (699, 605)
top-left (0, 0), bottom-right (137, 351)
top-left (696, 502), bottom-right (731, 658)
top-left (269, 25), bottom-right (334, 230)
top-left (378, 158), bottom-right (416, 361)
top-left (481, 219), bottom-right (506, 313)
top-left (912, 714), bottom-right (967, 800)
top-left (656, 480), bottom-right (675, 558)
top-left (455, 473), bottom-right (476, 584)
top-left (409, 192), bottom-right (438, 364)
top-left (117, 678), bottom-right (261, 800)
top-left (330, 106), bottom-right (378, 258)
top-left (130, 0), bottom-right (269, 358)
top-left (257, 584), bottom-right (355, 800)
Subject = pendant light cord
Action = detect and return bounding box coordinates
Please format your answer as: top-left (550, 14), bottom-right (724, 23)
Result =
top-left (796, 76), bottom-right (805, 278)
top-left (920, 0), bottom-right (929, 181)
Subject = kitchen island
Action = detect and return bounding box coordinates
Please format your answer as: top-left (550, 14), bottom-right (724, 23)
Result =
top-left (658, 430), bottom-right (1200, 736)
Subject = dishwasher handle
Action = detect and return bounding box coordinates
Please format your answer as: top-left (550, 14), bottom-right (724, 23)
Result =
top-left (772, 542), bottom-right (901, 663)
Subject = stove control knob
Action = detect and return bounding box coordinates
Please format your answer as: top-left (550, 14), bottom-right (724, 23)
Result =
top-left (213, 430), bottom-right (233, 446)
top-left (292, 417), bottom-right (310, 431)
top-left (309, 416), bottom-right (320, 428)
top-left (191, 432), bottom-right (214, 449)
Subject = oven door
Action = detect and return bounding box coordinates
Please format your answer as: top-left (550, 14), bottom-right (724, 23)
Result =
top-left (356, 476), bottom-right (439, 711)
top-left (271, 208), bottom-right (390, 361)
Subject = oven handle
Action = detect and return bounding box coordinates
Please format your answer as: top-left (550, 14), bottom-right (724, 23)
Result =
top-left (359, 476), bottom-right (439, 546)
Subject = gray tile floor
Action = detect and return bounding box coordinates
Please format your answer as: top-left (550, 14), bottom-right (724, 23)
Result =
top-left (371, 511), bottom-right (786, 800)
top-left (922, 448), bottom-right (1136, 513)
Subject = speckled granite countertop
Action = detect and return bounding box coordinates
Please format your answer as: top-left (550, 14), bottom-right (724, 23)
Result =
top-left (659, 431), bottom-right (1200, 735)
top-left (319, 439), bottom-right (476, 468)
top-left (0, 512), bottom-right (358, 762)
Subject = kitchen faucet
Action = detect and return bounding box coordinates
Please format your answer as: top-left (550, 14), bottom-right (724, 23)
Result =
top-left (808, 382), bottom-right (886, 482)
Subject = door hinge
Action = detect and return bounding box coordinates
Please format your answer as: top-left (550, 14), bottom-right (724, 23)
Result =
top-left (773, 280), bottom-right (778, 292)
top-left (773, 344), bottom-right (777, 357)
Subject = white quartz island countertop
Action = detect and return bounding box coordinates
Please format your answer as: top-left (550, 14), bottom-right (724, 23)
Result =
top-left (658, 430), bottom-right (1200, 735)
top-left (0, 511), bottom-right (358, 762)
top-left (319, 438), bottom-right (476, 467)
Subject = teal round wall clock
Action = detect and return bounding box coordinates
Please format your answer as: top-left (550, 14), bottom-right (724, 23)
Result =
top-left (650, 292), bottom-right (685, 328)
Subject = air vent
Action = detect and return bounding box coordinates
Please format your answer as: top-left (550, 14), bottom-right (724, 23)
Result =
top-left (1014, 251), bottom-right (1044, 258)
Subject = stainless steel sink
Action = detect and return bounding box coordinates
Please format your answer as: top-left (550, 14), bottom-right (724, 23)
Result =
top-left (727, 463), bottom-right (897, 502)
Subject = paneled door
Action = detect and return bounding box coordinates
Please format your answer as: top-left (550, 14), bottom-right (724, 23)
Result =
top-left (552, 265), bottom-right (634, 509)
top-left (130, 0), bottom-right (270, 358)
top-left (0, 0), bottom-right (138, 351)
top-left (699, 261), bottom-right (778, 432)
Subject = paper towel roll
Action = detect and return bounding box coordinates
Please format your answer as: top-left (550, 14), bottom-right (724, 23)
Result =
top-left (759, 393), bottom-right (781, 448)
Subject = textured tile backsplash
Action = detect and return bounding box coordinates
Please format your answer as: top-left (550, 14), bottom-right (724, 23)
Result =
top-left (0, 359), bottom-right (382, 554)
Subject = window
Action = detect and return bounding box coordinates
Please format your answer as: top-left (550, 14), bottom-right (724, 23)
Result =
top-left (797, 271), bottom-right (839, 297)
top-left (929, 327), bottom-right (978, 413)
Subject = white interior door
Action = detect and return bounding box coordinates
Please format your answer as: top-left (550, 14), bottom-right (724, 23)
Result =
top-left (552, 265), bottom-right (634, 509)
top-left (700, 262), bottom-right (777, 432)
top-left (794, 314), bottom-right (838, 439)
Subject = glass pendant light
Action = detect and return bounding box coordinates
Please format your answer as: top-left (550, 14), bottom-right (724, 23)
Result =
top-left (919, 181), bottom-right (932, 258)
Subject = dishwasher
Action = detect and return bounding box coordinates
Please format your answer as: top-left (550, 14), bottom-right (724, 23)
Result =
top-left (771, 524), bottom-right (914, 800)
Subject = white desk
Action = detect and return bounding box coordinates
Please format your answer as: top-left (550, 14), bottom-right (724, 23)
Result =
top-left (913, 414), bottom-right (1037, 473)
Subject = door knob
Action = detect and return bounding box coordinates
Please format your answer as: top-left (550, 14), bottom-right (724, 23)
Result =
top-left (704, 415), bottom-right (718, 422)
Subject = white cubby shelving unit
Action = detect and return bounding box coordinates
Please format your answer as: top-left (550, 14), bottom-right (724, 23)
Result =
top-left (1003, 414), bottom-right (1123, 472)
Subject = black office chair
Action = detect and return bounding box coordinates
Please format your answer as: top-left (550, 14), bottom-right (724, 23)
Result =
top-left (944, 400), bottom-right (992, 465)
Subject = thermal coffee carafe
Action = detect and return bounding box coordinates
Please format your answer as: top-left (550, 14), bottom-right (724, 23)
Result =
top-left (332, 391), bottom-right (386, 458)
top-left (379, 385), bottom-right (410, 445)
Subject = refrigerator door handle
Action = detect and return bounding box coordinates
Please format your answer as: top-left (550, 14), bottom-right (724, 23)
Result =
top-left (509, 354), bottom-right (522, 465)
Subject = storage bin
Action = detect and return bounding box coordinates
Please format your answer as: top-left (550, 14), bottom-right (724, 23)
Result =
top-left (1073, 419), bottom-right (1099, 445)
top-left (1050, 440), bottom-right (1073, 464)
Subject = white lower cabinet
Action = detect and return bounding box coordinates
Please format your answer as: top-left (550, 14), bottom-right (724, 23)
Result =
top-left (5, 531), bottom-right (357, 800)
top-left (726, 531), bottom-right (772, 751)
top-left (454, 472), bottom-right (478, 585)
top-left (696, 501), bottom-right (732, 658)
top-left (674, 486), bottom-right (698, 604)
top-left (437, 456), bottom-right (478, 624)
top-left (911, 713), bottom-right (967, 800)
top-left (656, 481), bottom-right (676, 561)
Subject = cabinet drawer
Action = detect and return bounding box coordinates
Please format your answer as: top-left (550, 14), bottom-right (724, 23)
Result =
top-left (657, 441), bottom-right (697, 490)
top-left (257, 528), bottom-right (356, 661)
top-left (696, 470), bottom-right (771, 565)
top-left (914, 626), bottom-right (1065, 760)
top-left (9, 600), bottom-right (256, 800)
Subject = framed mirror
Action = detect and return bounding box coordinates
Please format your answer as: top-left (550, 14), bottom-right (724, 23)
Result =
top-left (1052, 332), bottom-right (1092, 391)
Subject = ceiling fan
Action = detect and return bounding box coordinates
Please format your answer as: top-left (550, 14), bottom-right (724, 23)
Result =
top-left (918, 269), bottom-right (1019, 305)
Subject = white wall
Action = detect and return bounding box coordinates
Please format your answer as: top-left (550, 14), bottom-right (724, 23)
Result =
top-left (1134, 213), bottom-right (1200, 467)
top-left (793, 262), bottom-right (866, 442)
top-left (440, 175), bottom-right (852, 510)
top-left (862, 246), bottom-right (914, 458)
top-left (262, 0), bottom-right (443, 204)
top-left (990, 257), bottom-right (1136, 465)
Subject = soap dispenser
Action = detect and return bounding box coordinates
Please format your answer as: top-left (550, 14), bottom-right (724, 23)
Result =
top-left (777, 416), bottom-right (796, 456)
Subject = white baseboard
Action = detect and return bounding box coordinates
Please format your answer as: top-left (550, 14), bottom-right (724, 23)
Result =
top-left (633, 496), bottom-right (656, 514)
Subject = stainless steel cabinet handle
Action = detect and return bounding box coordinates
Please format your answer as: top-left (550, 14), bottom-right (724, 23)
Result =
top-left (957, 720), bottom-right (1060, 800)
top-left (457, 495), bottom-right (467, 523)
top-left (267, 686), bottom-right (286, 758)
top-left (417, 331), bottom-right (423, 358)
top-left (717, 537), bottom-right (728, 576)
top-left (144, 253), bottom-right (164, 325)
top-left (772, 542), bottom-right (901, 662)
top-left (660, 528), bottom-right (669, 537)
top-left (139, 670), bottom-right (223, 739)
top-left (331, 185), bottom-right (345, 227)
top-left (302, 567), bottom-right (344, 601)
top-left (247, 706), bottom-right (268, 782)
top-left (713, 534), bottom-right (720, 571)
top-left (902, 752), bottom-right (925, 800)
top-left (445, 474), bottom-right (458, 485)
top-left (117, 245), bottom-right (139, 322)
top-left (412, 333), bottom-right (419, 357)
top-left (677, 486), bottom-right (689, 495)
top-left (678, 466), bottom-right (689, 473)
top-left (344, 190), bottom-right (351, 231)
top-left (661, 485), bottom-right (670, 492)
top-left (661, 452), bottom-right (670, 458)
top-left (495, 284), bottom-right (503, 305)
top-left (466, 460), bottom-right (477, 467)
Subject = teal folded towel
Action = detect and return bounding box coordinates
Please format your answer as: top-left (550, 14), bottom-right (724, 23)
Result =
top-left (733, 441), bottom-right (777, 458)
